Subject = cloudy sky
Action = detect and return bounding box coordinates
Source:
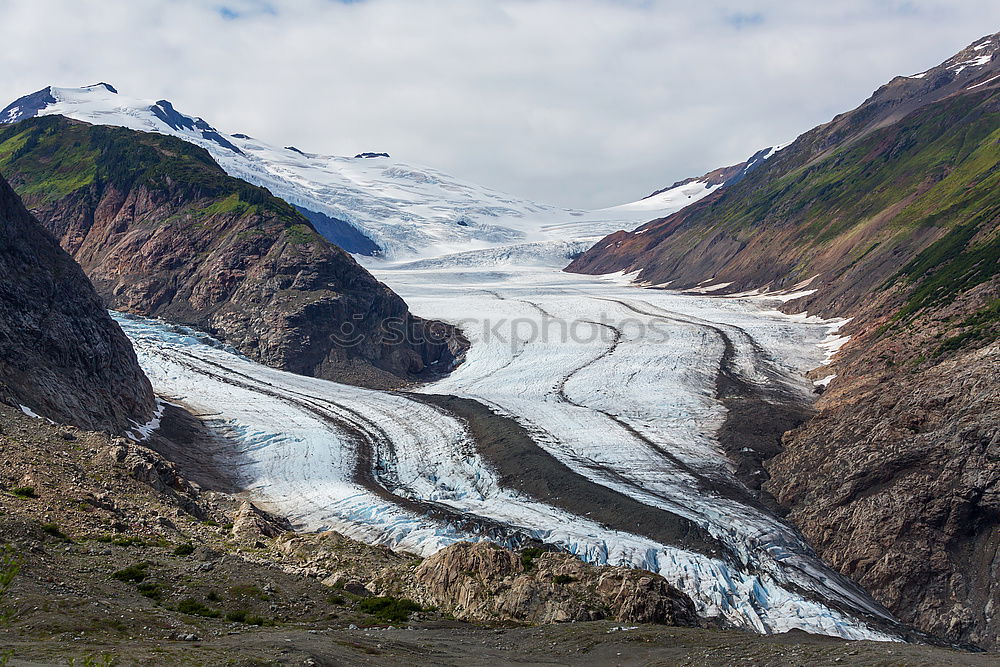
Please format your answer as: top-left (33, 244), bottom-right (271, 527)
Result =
top-left (0, 1), bottom-right (998, 208)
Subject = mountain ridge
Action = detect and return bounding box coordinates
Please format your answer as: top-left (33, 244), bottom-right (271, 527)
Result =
top-left (0, 115), bottom-right (465, 388)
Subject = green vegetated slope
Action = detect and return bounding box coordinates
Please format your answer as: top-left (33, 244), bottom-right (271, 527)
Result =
top-left (569, 86), bottom-right (1000, 327)
top-left (0, 115), bottom-right (296, 226)
top-left (0, 116), bottom-right (462, 387)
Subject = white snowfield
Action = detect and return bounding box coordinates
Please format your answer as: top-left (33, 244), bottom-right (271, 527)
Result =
top-left (12, 82), bottom-right (901, 640)
top-left (3, 83), bottom-right (727, 259)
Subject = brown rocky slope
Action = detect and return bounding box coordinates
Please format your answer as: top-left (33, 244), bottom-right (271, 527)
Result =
top-left (0, 115), bottom-right (465, 388)
top-left (2, 402), bottom-right (995, 665)
top-left (0, 171), bottom-right (153, 432)
top-left (766, 279), bottom-right (1000, 650)
top-left (567, 32), bottom-right (1000, 649)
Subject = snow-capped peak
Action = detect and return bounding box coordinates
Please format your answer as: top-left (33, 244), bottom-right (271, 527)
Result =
top-left (1, 83), bottom-right (729, 260)
top-left (908, 31), bottom-right (998, 79)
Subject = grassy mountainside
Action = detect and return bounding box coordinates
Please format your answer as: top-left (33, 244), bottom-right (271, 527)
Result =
top-left (568, 85), bottom-right (999, 319)
top-left (0, 116), bottom-right (464, 388)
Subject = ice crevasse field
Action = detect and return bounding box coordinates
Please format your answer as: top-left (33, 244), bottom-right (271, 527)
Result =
top-left (115, 253), bottom-right (893, 642)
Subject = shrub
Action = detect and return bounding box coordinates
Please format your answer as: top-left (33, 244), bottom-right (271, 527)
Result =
top-left (41, 523), bottom-right (69, 541)
top-left (328, 594), bottom-right (346, 605)
top-left (176, 598), bottom-right (220, 618)
top-left (520, 547), bottom-right (545, 571)
top-left (358, 596), bottom-right (422, 623)
top-left (225, 608), bottom-right (248, 623)
top-left (111, 563), bottom-right (148, 583)
top-left (0, 544), bottom-right (22, 624)
top-left (172, 543), bottom-right (195, 556)
top-left (137, 582), bottom-right (163, 600)
top-left (10, 487), bottom-right (35, 499)
top-left (225, 609), bottom-right (268, 626)
top-left (111, 536), bottom-right (145, 547)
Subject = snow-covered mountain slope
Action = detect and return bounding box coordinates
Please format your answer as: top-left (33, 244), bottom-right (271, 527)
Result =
top-left (1, 83), bottom-right (728, 259)
top-left (605, 143), bottom-right (788, 216)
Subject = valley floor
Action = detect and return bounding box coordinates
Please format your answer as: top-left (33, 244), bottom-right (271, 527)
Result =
top-left (6, 623), bottom-right (995, 667)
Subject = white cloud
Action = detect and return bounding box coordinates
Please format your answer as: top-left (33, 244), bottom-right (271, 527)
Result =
top-left (0, 0), bottom-right (997, 207)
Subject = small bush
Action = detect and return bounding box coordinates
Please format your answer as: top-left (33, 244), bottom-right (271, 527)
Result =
top-left (111, 536), bottom-right (145, 547)
top-left (41, 523), bottom-right (68, 540)
top-left (172, 543), bottom-right (195, 556)
top-left (10, 487), bottom-right (35, 499)
top-left (111, 563), bottom-right (148, 583)
top-left (225, 609), bottom-right (267, 626)
top-left (358, 596), bottom-right (422, 623)
top-left (328, 594), bottom-right (346, 605)
top-left (520, 547), bottom-right (545, 571)
top-left (1, 544), bottom-right (23, 624)
top-left (137, 582), bottom-right (163, 600)
top-left (552, 574), bottom-right (577, 585)
top-left (225, 608), bottom-right (248, 623)
top-left (206, 591), bottom-right (220, 602)
top-left (176, 598), bottom-right (220, 618)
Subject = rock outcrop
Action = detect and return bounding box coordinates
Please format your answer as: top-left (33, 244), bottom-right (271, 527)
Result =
top-left (0, 116), bottom-right (465, 388)
top-left (390, 542), bottom-right (696, 626)
top-left (231, 500), bottom-right (292, 540)
top-left (276, 535), bottom-right (697, 627)
top-left (0, 171), bottom-right (154, 432)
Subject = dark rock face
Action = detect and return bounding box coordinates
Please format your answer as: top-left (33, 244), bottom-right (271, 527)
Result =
top-left (148, 99), bottom-right (245, 155)
top-left (0, 172), bottom-right (154, 433)
top-left (766, 283), bottom-right (1000, 650)
top-left (0, 116), bottom-right (465, 388)
top-left (0, 86), bottom-right (55, 124)
top-left (567, 32), bottom-right (1000, 648)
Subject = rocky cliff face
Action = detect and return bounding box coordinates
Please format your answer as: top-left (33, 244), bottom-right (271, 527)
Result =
top-left (0, 116), bottom-right (465, 388)
top-left (277, 536), bottom-right (698, 627)
top-left (403, 541), bottom-right (698, 626)
top-left (0, 172), bottom-right (154, 433)
top-left (567, 32), bottom-right (1000, 649)
top-left (766, 279), bottom-right (1000, 650)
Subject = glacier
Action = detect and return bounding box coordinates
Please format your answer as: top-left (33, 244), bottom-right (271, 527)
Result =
top-left (111, 259), bottom-right (898, 641)
top-left (2, 81), bottom-right (906, 640)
